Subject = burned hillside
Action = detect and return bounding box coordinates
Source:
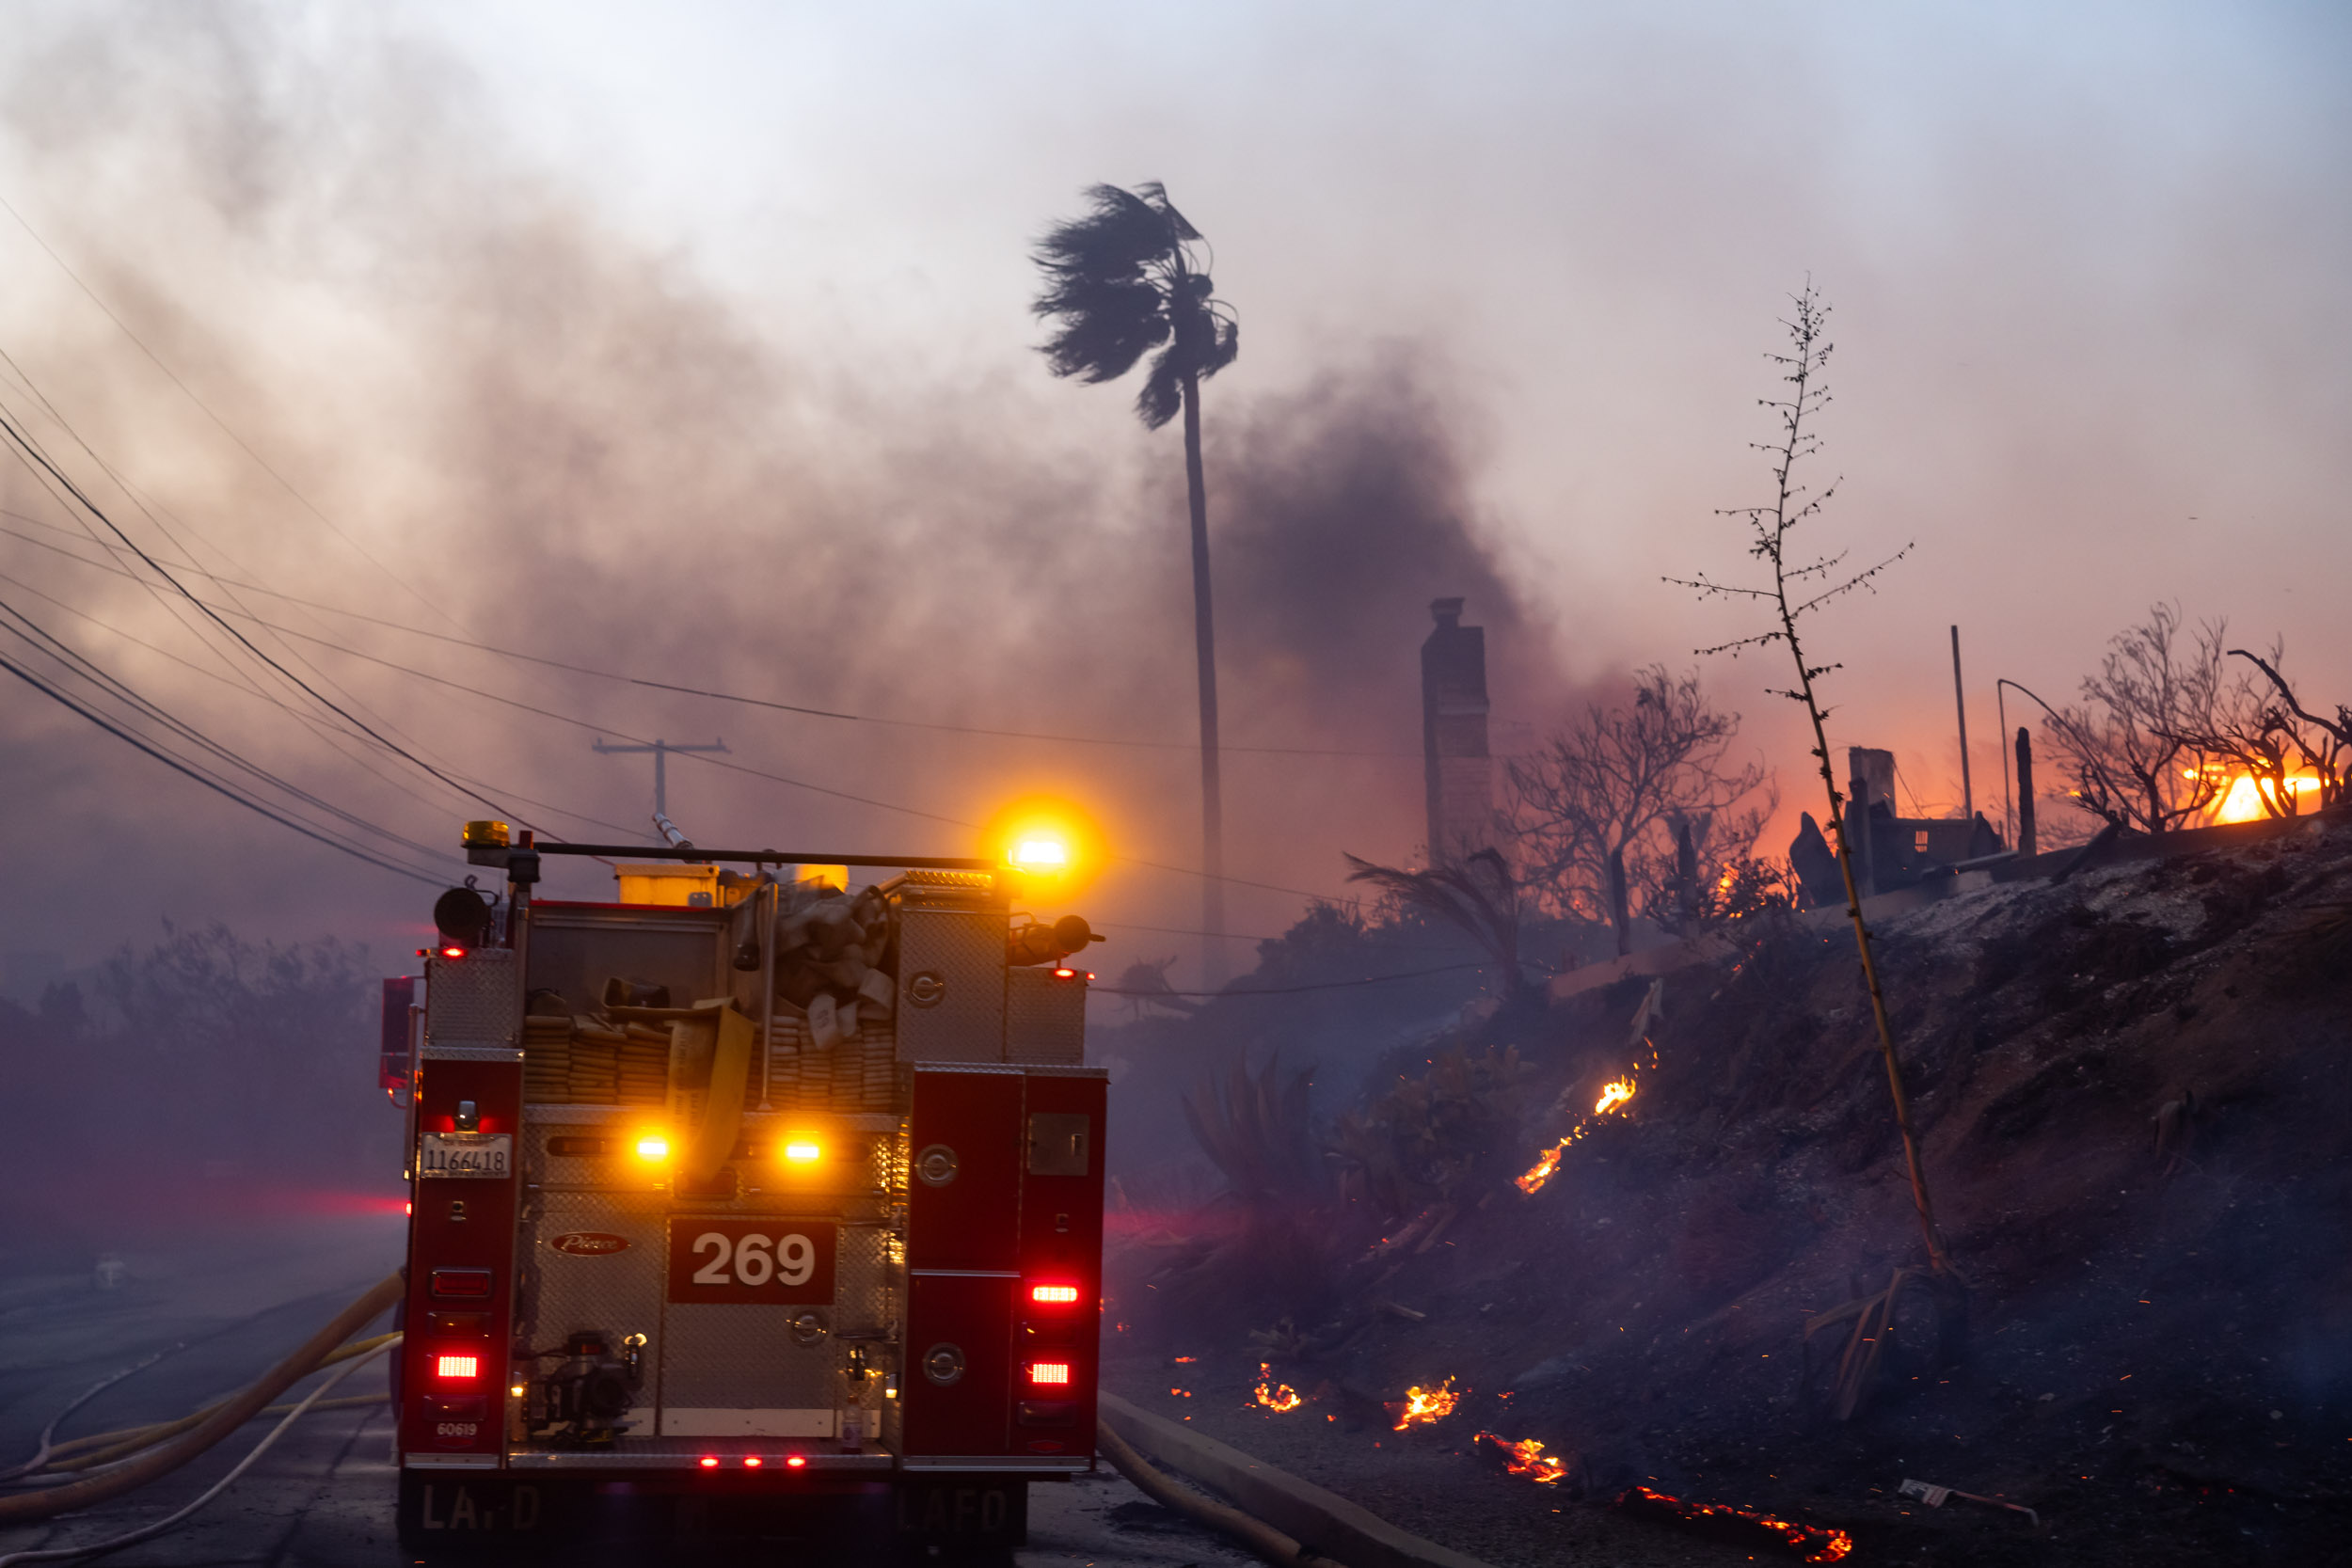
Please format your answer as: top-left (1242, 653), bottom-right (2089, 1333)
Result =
top-left (1103, 812), bottom-right (2352, 1566)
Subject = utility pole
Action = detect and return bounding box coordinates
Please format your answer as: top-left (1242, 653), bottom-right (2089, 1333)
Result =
top-left (1949, 626), bottom-right (1972, 824)
top-left (591, 737), bottom-right (727, 824)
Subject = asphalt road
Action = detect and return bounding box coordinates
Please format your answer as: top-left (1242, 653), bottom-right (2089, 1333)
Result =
top-left (0, 1219), bottom-right (1254, 1567)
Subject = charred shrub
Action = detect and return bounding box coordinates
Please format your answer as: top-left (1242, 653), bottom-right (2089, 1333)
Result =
top-left (1329, 1043), bottom-right (1534, 1219)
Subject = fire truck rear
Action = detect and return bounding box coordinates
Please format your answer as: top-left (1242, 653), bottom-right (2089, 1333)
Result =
top-left (384, 823), bottom-right (1106, 1555)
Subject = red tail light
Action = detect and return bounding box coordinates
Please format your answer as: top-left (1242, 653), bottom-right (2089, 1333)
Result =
top-left (743, 1456), bottom-right (763, 1468)
top-left (699, 1456), bottom-right (718, 1469)
top-left (434, 1354), bottom-right (480, 1380)
top-left (1028, 1361), bottom-right (1073, 1386)
top-left (1030, 1284), bottom-right (1080, 1305)
top-left (786, 1454), bottom-right (807, 1469)
top-left (440, 945), bottom-right (467, 959)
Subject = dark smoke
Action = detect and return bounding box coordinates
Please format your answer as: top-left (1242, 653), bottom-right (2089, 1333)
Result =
top-left (0, 4), bottom-right (1565, 970)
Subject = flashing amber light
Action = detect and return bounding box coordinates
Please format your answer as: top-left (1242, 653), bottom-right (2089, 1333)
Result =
top-left (783, 1139), bottom-right (822, 1164)
top-left (743, 1456), bottom-right (763, 1468)
top-left (698, 1456), bottom-right (718, 1469)
top-left (509, 1384), bottom-right (526, 1398)
top-left (786, 1454), bottom-right (807, 1469)
top-left (435, 1354), bottom-right (480, 1381)
top-left (633, 1134), bottom-right (671, 1163)
top-left (1012, 837), bottom-right (1070, 869)
top-left (1030, 1284), bottom-right (1081, 1304)
top-left (1028, 1362), bottom-right (1073, 1386)
top-left (981, 796), bottom-right (1104, 891)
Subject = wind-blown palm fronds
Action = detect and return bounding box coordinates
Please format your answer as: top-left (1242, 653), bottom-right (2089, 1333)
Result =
top-left (1033, 182), bottom-right (1238, 429)
top-left (1343, 847), bottom-right (1530, 997)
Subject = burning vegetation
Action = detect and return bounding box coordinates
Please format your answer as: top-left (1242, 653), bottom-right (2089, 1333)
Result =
top-left (1103, 814), bottom-right (2352, 1566)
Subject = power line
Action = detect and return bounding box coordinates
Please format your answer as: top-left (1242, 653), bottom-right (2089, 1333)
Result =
top-left (0, 405), bottom-right (549, 837)
top-left (0, 499), bottom-right (1375, 908)
top-left (1093, 960), bottom-right (1490, 999)
top-left (0, 599), bottom-right (447, 865)
top-left (0, 509), bottom-right (1421, 759)
top-left (0, 525), bottom-right (1371, 899)
top-left (0, 648), bottom-right (444, 886)
top-left (0, 361), bottom-right (486, 829)
top-left (0, 562), bottom-right (640, 842)
top-left (0, 184), bottom-right (470, 635)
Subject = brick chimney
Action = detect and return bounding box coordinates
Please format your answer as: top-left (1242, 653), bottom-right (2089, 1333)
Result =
top-left (1422, 597), bottom-right (1493, 863)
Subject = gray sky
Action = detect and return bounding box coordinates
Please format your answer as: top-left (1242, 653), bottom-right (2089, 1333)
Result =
top-left (0, 1), bottom-right (2343, 981)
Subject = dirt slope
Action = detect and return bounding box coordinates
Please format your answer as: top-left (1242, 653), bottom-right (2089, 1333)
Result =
top-left (1108, 812), bottom-right (2352, 1566)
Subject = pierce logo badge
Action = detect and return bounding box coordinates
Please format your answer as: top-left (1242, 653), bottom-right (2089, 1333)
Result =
top-left (548, 1232), bottom-right (630, 1257)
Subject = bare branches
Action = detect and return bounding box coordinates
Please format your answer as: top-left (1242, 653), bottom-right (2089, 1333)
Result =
top-left (1504, 666), bottom-right (1774, 937)
top-left (2041, 603), bottom-right (2231, 834)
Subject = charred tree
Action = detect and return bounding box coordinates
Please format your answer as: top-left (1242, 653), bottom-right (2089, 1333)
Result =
top-left (1666, 282), bottom-right (1951, 1279)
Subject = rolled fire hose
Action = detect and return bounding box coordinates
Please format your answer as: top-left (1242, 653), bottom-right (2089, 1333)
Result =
top-left (1094, 1418), bottom-right (1346, 1568)
top-left (0, 1270), bottom-right (405, 1525)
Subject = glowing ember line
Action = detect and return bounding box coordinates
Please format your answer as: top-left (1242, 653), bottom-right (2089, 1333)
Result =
top-left (1615, 1484), bottom-right (1853, 1563)
top-left (1594, 1077), bottom-right (1635, 1115)
top-left (1390, 1377), bottom-right (1460, 1431)
top-left (1253, 1363), bottom-right (1302, 1413)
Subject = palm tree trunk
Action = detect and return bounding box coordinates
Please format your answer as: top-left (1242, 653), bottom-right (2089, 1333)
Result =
top-left (1181, 368), bottom-right (1227, 988)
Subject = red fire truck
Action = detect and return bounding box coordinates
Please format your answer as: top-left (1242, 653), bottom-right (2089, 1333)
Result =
top-left (383, 823), bottom-right (1105, 1556)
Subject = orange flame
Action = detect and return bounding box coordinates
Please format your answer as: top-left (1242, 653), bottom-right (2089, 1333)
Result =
top-left (1253, 1363), bottom-right (1302, 1413)
top-left (1390, 1377), bottom-right (1460, 1431)
top-left (2189, 767), bottom-right (2327, 825)
top-left (1518, 1053), bottom-right (1651, 1195)
top-left (1477, 1430), bottom-right (1572, 1484)
top-left (1515, 1144), bottom-right (1564, 1195)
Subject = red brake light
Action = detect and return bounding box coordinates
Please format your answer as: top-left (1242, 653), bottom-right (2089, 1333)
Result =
top-left (440, 945), bottom-right (467, 959)
top-left (1028, 1362), bottom-right (1073, 1386)
top-left (1030, 1284), bottom-right (1081, 1305)
top-left (435, 1354), bottom-right (480, 1380)
top-left (1053, 966), bottom-right (1076, 979)
top-left (786, 1454), bottom-right (807, 1469)
top-left (699, 1456), bottom-right (718, 1469)
top-left (743, 1456), bottom-right (762, 1468)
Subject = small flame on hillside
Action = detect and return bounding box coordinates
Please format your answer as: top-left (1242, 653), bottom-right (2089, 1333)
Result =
top-left (1390, 1377), bottom-right (1460, 1430)
top-left (1254, 1363), bottom-right (1302, 1413)
top-left (1477, 1430), bottom-right (1572, 1484)
top-left (1517, 1048), bottom-right (1652, 1196)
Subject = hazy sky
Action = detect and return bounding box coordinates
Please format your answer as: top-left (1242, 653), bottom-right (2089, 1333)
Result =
top-left (0, 1), bottom-right (2343, 983)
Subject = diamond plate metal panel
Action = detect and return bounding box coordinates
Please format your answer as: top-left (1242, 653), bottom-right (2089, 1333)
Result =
top-left (1005, 967), bottom-right (1087, 1065)
top-left (896, 908), bottom-right (1006, 1063)
top-left (655, 1220), bottom-right (894, 1433)
top-left (512, 1189), bottom-right (668, 1441)
top-left (425, 948), bottom-right (519, 1048)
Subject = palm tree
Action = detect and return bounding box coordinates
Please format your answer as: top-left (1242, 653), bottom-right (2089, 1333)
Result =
top-left (1033, 182), bottom-right (1240, 981)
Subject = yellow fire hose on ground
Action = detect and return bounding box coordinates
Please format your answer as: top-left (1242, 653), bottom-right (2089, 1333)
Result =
top-left (0, 1270), bottom-right (405, 1544)
top-left (1, 1268), bottom-right (1358, 1568)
